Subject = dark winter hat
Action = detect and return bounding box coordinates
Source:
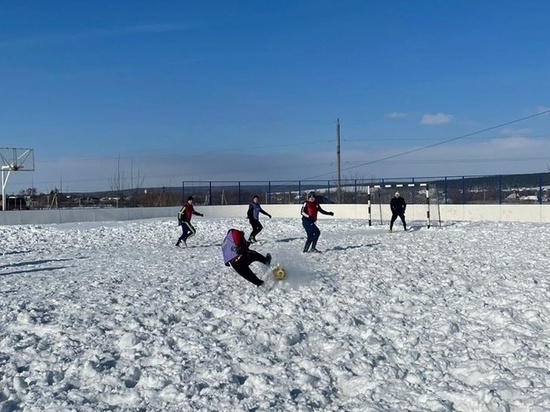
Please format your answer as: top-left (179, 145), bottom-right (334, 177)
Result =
top-left (308, 191), bottom-right (316, 197)
top-left (188, 196), bottom-right (194, 201)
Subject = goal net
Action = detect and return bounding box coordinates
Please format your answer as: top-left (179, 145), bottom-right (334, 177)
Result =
top-left (367, 183), bottom-right (441, 229)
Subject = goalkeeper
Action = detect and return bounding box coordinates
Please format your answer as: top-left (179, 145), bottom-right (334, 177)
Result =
top-left (389, 192), bottom-right (407, 231)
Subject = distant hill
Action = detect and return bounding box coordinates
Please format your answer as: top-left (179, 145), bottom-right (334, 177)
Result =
top-left (427, 172), bottom-right (550, 189)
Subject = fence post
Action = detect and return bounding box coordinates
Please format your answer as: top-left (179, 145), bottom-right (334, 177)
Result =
top-left (462, 177), bottom-right (466, 204)
top-left (539, 174), bottom-right (543, 204)
top-left (367, 185), bottom-right (372, 226)
top-left (426, 183), bottom-right (431, 228)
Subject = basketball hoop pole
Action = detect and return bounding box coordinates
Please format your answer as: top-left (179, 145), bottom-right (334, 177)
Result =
top-left (1, 166), bottom-right (12, 211)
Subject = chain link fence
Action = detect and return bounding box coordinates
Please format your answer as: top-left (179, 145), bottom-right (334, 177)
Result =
top-left (183, 174), bottom-right (550, 206)
top-left (7, 173), bottom-right (549, 209)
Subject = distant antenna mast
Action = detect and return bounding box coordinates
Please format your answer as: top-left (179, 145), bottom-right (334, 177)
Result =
top-left (336, 119), bottom-right (342, 203)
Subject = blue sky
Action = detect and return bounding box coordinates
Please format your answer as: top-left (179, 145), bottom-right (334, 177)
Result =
top-left (1, 0), bottom-right (550, 193)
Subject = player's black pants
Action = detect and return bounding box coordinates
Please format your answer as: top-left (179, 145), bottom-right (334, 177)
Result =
top-left (249, 218), bottom-right (263, 240)
top-left (230, 250), bottom-right (269, 286)
top-left (178, 221), bottom-right (196, 243)
top-left (302, 217), bottom-right (320, 252)
top-left (390, 212), bottom-right (406, 230)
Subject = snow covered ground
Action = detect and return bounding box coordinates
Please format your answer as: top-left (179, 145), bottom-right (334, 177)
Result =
top-left (1, 217), bottom-right (550, 411)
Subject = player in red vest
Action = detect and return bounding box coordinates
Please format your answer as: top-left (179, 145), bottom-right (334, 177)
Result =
top-left (222, 229), bottom-right (271, 286)
top-left (176, 196), bottom-right (204, 246)
top-left (300, 192), bottom-right (334, 253)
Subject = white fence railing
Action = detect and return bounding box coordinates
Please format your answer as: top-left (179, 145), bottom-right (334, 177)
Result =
top-left (1, 204), bottom-right (550, 226)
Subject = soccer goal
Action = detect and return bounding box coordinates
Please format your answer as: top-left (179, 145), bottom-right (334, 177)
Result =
top-left (366, 183), bottom-right (439, 229)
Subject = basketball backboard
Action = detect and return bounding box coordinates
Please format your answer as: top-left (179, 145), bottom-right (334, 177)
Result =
top-left (0, 147), bottom-right (34, 171)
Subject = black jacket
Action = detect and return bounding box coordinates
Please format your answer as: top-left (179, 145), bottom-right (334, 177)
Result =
top-left (390, 197), bottom-right (406, 214)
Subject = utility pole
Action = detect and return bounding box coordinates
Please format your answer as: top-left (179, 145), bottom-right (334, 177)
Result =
top-left (336, 118), bottom-right (342, 203)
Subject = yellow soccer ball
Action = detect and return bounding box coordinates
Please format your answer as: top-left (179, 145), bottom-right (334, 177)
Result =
top-left (273, 266), bottom-right (286, 280)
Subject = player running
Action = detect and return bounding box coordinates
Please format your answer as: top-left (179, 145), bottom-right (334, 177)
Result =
top-left (246, 195), bottom-right (272, 243)
top-left (176, 196), bottom-right (204, 246)
top-left (300, 192), bottom-right (334, 253)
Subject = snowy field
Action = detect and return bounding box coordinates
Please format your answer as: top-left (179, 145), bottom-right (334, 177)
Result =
top-left (1, 217), bottom-right (550, 411)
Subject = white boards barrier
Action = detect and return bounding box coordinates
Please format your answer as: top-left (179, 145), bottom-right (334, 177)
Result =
top-left (1, 204), bottom-right (549, 226)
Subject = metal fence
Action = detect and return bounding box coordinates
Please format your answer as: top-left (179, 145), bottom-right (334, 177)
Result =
top-left (182, 173), bottom-right (550, 206)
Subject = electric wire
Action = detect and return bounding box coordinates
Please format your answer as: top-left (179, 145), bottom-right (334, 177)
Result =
top-left (305, 109), bottom-right (550, 180)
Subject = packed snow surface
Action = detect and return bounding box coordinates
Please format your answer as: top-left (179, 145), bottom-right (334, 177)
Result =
top-left (1, 218), bottom-right (550, 411)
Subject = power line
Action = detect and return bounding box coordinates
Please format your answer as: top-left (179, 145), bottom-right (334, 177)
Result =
top-left (305, 109), bottom-right (550, 179)
top-left (14, 110), bottom-right (550, 190)
top-left (343, 133), bottom-right (550, 143)
top-left (344, 156), bottom-right (550, 165)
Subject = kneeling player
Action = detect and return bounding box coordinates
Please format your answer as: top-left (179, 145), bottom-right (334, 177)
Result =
top-left (221, 228), bottom-right (271, 287)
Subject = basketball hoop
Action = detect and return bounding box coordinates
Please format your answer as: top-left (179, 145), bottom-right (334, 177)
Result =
top-left (1, 148), bottom-right (34, 211)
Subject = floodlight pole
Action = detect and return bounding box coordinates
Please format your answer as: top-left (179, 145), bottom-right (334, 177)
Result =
top-left (1, 166), bottom-right (12, 211)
